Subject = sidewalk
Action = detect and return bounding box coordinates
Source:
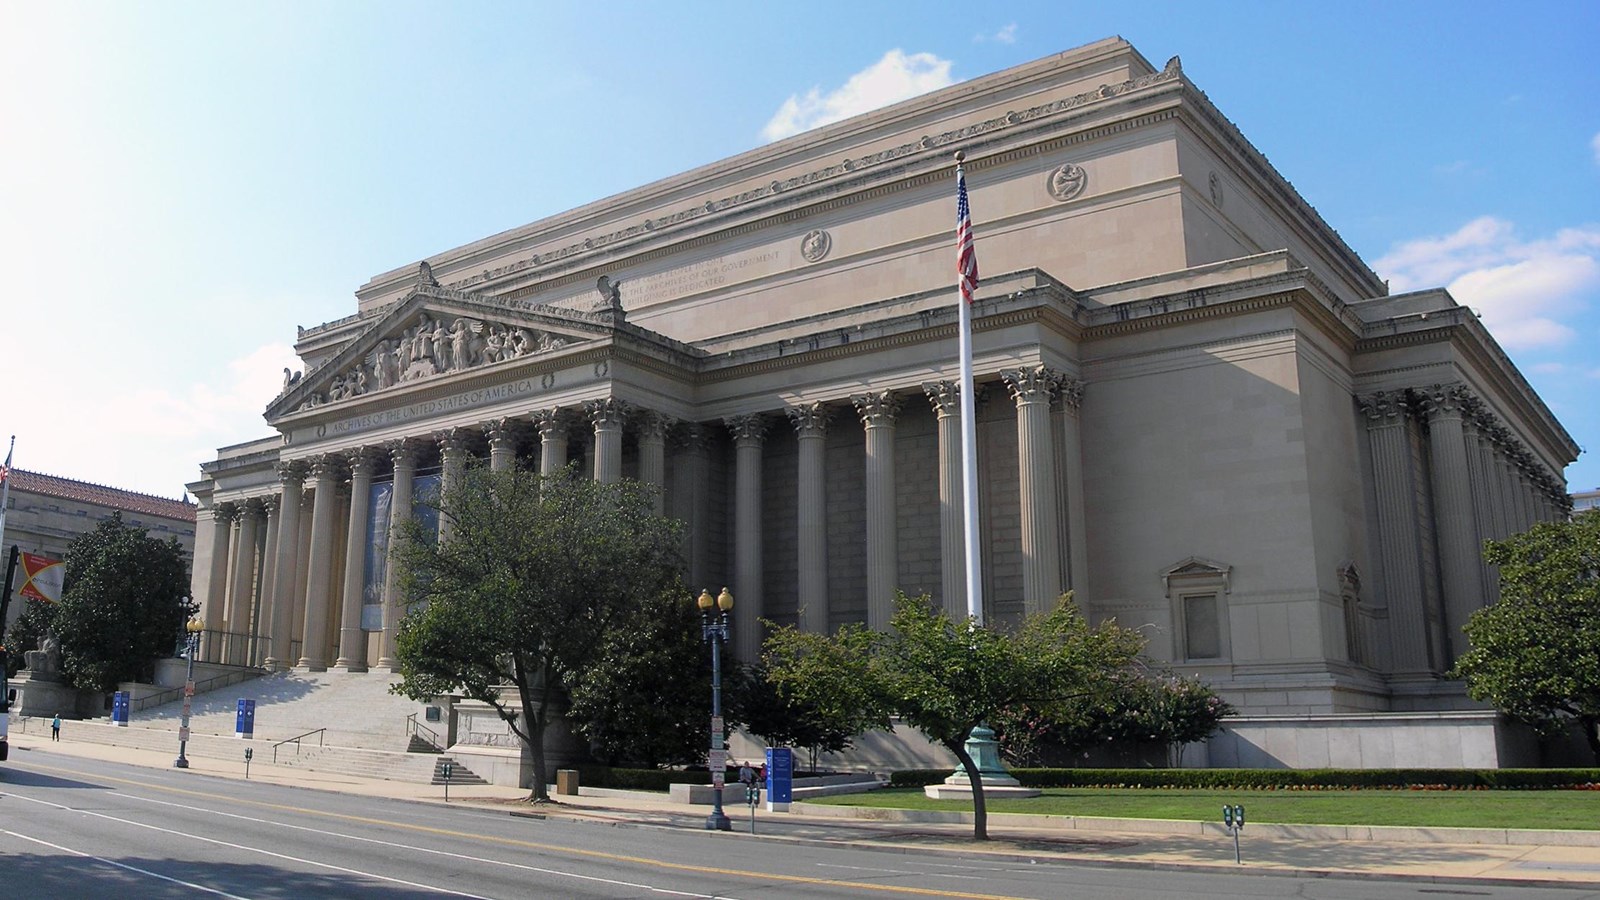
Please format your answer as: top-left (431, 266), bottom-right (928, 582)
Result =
top-left (9, 730), bottom-right (1600, 887)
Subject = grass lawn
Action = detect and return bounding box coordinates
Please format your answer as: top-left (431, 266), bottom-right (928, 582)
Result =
top-left (807, 787), bottom-right (1600, 830)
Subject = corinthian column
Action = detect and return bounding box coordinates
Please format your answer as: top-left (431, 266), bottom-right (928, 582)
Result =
top-left (202, 502), bottom-right (235, 663)
top-left (436, 428), bottom-right (471, 542)
top-left (1359, 391), bottom-right (1434, 675)
top-left (637, 411), bottom-right (670, 515)
top-left (378, 440), bottom-right (416, 670)
top-left (335, 449), bottom-right (377, 671)
top-left (484, 417), bottom-right (518, 472)
top-left (671, 424), bottom-right (712, 588)
top-left (1057, 380), bottom-right (1089, 604)
top-left (1420, 385), bottom-right (1486, 663)
top-left (297, 456), bottom-right (342, 670)
top-left (225, 500), bottom-right (263, 665)
top-left (726, 414), bottom-right (768, 662)
top-left (788, 402), bottom-right (830, 634)
top-left (1459, 400), bottom-right (1500, 601)
top-left (266, 464), bottom-right (305, 671)
top-left (533, 408), bottom-right (570, 475)
top-left (1003, 367), bottom-right (1063, 614)
top-left (924, 382), bottom-right (967, 620)
top-left (587, 398), bottom-right (627, 484)
top-left (853, 391), bottom-right (900, 632)
top-left (255, 496), bottom-right (280, 667)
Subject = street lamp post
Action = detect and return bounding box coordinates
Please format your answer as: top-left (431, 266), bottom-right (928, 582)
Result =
top-left (698, 587), bottom-right (734, 832)
top-left (174, 616), bottom-right (203, 769)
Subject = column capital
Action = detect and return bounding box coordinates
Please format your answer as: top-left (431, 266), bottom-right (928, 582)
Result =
top-left (260, 495), bottom-right (279, 517)
top-left (1001, 365), bottom-right (1061, 404)
top-left (345, 447), bottom-right (380, 479)
top-left (1418, 383), bottom-right (1473, 420)
top-left (435, 427), bottom-right (472, 459)
top-left (215, 501), bottom-right (240, 523)
top-left (923, 381), bottom-right (961, 418)
top-left (531, 407), bottom-right (570, 440)
top-left (585, 397), bottom-right (629, 429)
top-left (385, 438), bottom-right (419, 468)
top-left (1357, 390), bottom-right (1411, 425)
top-left (671, 421), bottom-right (713, 453)
top-left (725, 413), bottom-right (769, 445)
top-left (635, 410), bottom-right (673, 441)
top-left (308, 454), bottom-right (343, 481)
top-left (276, 459), bottom-right (308, 484)
top-left (482, 416), bottom-right (520, 447)
top-left (1055, 378), bottom-right (1085, 413)
top-left (787, 402), bottom-right (830, 437)
top-left (851, 391), bottom-right (900, 427)
top-left (239, 497), bottom-right (265, 518)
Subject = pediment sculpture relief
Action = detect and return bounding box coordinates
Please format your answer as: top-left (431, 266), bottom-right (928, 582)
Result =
top-left (297, 314), bottom-right (572, 411)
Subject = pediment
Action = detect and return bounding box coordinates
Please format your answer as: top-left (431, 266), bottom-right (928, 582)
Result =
top-left (1160, 556), bottom-right (1231, 593)
top-left (268, 285), bottom-right (613, 419)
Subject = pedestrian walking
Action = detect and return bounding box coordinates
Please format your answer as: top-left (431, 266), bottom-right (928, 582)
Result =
top-left (51, 713), bottom-right (61, 741)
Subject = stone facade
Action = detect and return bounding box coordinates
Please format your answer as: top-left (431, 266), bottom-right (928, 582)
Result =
top-left (189, 39), bottom-right (1576, 763)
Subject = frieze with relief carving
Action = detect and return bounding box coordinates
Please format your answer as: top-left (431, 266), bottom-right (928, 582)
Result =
top-left (296, 313), bottom-right (572, 411)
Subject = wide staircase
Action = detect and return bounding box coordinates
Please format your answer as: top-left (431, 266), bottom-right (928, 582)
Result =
top-left (45, 670), bottom-right (485, 786)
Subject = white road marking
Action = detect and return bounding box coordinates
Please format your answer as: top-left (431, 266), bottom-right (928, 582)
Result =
top-left (0, 828), bottom-right (256, 899)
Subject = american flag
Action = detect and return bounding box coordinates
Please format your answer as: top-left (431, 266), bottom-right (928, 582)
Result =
top-left (956, 165), bottom-right (979, 304)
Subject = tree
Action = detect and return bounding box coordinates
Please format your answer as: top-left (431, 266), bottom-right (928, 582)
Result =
top-left (763, 591), bottom-right (1144, 840)
top-left (731, 662), bottom-right (866, 775)
top-left (50, 513), bottom-right (193, 692)
top-left (993, 669), bottom-right (1233, 767)
top-left (565, 589), bottom-right (714, 768)
top-left (391, 463), bottom-right (686, 800)
top-left (1451, 514), bottom-right (1600, 762)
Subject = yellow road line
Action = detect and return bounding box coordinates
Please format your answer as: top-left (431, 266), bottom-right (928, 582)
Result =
top-left (14, 759), bottom-right (1025, 900)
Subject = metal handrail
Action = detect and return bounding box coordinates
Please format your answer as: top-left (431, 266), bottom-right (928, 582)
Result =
top-left (404, 713), bottom-right (442, 751)
top-left (271, 727), bottom-right (327, 763)
top-left (134, 669), bottom-right (256, 712)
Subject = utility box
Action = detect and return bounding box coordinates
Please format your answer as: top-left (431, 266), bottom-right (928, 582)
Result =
top-left (556, 769), bottom-right (579, 796)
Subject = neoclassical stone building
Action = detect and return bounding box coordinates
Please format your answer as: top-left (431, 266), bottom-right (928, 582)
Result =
top-left (190, 38), bottom-right (1576, 766)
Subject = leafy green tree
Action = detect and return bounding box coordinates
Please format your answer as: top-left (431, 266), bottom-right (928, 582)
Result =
top-left (50, 513), bottom-right (193, 692)
top-left (1451, 514), bottom-right (1600, 762)
top-left (4, 599), bottom-right (58, 678)
top-left (993, 670), bottom-right (1233, 767)
top-left (763, 591), bottom-right (1143, 840)
top-left (391, 463), bottom-right (686, 800)
top-left (565, 589), bottom-right (713, 768)
top-left (730, 662), bottom-right (865, 775)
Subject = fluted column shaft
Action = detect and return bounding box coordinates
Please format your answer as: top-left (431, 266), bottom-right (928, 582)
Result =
top-left (726, 415), bottom-right (767, 662)
top-left (202, 504), bottom-right (234, 663)
top-left (1058, 380), bottom-right (1090, 604)
top-left (336, 450), bottom-right (376, 671)
top-left (671, 425), bottom-right (712, 589)
top-left (587, 399), bottom-right (626, 484)
top-left (1005, 367), bottom-right (1062, 614)
top-left (226, 502), bottom-right (262, 665)
top-left (437, 429), bottom-right (470, 542)
top-left (297, 457), bottom-right (341, 670)
top-left (534, 409), bottom-right (570, 475)
top-left (854, 392), bottom-right (900, 632)
top-left (255, 497), bottom-right (280, 667)
top-left (1360, 392), bottom-right (1433, 674)
top-left (1421, 385), bottom-right (1485, 663)
top-left (379, 442), bottom-right (416, 670)
top-left (1460, 407), bottom-right (1500, 601)
top-left (637, 412), bottom-right (668, 515)
top-left (789, 403), bottom-right (830, 633)
top-left (266, 465), bottom-right (305, 671)
top-left (925, 383), bottom-right (967, 620)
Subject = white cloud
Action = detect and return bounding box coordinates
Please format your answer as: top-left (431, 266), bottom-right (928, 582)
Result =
top-left (1375, 216), bottom-right (1600, 351)
top-left (975, 23), bottom-right (1019, 44)
top-left (761, 50), bottom-right (956, 142)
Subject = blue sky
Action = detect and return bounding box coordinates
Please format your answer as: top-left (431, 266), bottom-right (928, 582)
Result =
top-left (1, 1), bottom-right (1596, 500)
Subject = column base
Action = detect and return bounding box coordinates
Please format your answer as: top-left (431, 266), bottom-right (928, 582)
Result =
top-left (263, 658), bottom-right (290, 673)
top-left (295, 659), bottom-right (328, 672)
top-left (376, 657), bottom-right (400, 672)
top-left (334, 660), bottom-right (369, 673)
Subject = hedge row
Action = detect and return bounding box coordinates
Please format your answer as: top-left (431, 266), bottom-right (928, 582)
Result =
top-left (575, 765), bottom-right (712, 792)
top-left (887, 768), bottom-right (1600, 790)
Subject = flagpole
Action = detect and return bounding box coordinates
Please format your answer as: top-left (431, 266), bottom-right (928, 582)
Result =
top-left (0, 435), bottom-right (14, 555)
top-left (954, 154), bottom-right (983, 625)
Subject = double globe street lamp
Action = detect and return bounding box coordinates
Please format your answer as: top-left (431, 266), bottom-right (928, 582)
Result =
top-left (174, 616), bottom-right (203, 769)
top-left (698, 587), bottom-right (734, 831)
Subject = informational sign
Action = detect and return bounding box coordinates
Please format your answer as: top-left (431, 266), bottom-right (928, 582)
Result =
top-left (111, 691), bottom-right (130, 726)
top-left (707, 748), bottom-right (728, 771)
top-left (18, 553), bottom-right (64, 603)
top-left (765, 747), bottom-right (793, 811)
top-left (235, 698), bottom-right (256, 739)
top-left (710, 716), bottom-right (723, 734)
top-left (711, 771), bottom-right (725, 787)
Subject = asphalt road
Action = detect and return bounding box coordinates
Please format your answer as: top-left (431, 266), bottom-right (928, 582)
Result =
top-left (1, 751), bottom-right (1594, 899)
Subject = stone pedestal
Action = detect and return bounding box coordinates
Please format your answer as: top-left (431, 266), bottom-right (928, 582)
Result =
top-left (923, 725), bottom-right (1040, 800)
top-left (13, 672), bottom-right (83, 719)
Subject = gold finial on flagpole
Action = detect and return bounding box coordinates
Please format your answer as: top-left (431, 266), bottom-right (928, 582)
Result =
top-left (953, 150), bottom-right (965, 166)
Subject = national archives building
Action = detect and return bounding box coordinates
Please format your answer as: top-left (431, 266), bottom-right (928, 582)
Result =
top-left (189, 38), bottom-right (1579, 767)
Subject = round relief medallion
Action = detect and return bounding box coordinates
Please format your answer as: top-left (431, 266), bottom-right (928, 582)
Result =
top-left (1047, 163), bottom-right (1087, 202)
top-left (800, 229), bottom-right (832, 263)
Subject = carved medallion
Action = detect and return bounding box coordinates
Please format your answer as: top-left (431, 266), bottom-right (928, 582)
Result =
top-left (800, 229), bottom-right (832, 263)
top-left (1047, 163), bottom-right (1087, 202)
